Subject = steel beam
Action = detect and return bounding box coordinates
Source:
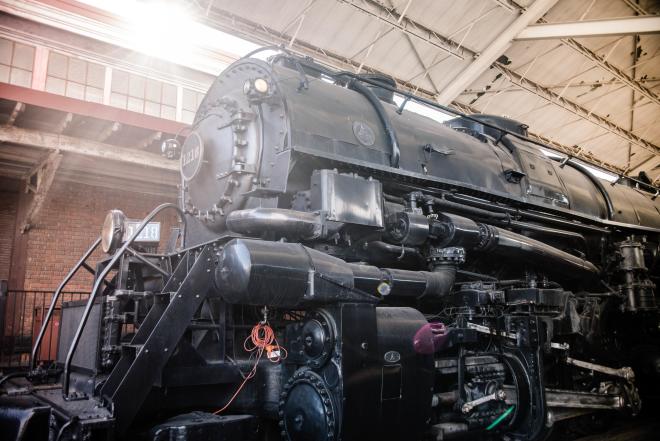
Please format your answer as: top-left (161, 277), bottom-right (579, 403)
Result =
top-left (541, 34), bottom-right (660, 106)
top-left (516, 16), bottom-right (660, 40)
top-left (622, 0), bottom-right (648, 16)
top-left (627, 153), bottom-right (656, 174)
top-left (503, 0), bottom-right (660, 111)
top-left (0, 83), bottom-right (187, 135)
top-left (340, 0), bottom-right (660, 140)
top-left (202, 5), bottom-right (441, 100)
top-left (0, 126), bottom-right (179, 171)
top-left (489, 0), bottom-right (520, 12)
top-left (383, 0), bottom-right (441, 93)
top-left (435, 0), bottom-right (660, 112)
top-left (495, 64), bottom-right (660, 156)
top-left (435, 0), bottom-right (559, 105)
top-left (407, 0), bottom-right (659, 117)
top-left (338, 0), bottom-right (472, 60)
top-left (460, 79), bottom-right (660, 95)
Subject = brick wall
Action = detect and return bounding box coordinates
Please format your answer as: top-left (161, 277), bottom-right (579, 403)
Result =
top-left (0, 179), bottom-right (19, 281)
top-left (0, 177), bottom-right (177, 343)
top-left (20, 179), bottom-right (177, 292)
top-left (0, 178), bottom-right (178, 289)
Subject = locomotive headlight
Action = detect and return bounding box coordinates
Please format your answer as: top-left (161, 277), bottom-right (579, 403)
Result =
top-left (101, 209), bottom-right (126, 254)
top-left (243, 78), bottom-right (269, 96)
top-left (254, 78), bottom-right (269, 94)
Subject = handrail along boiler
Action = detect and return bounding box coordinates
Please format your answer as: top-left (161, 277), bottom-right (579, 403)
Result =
top-left (1, 49), bottom-right (659, 441)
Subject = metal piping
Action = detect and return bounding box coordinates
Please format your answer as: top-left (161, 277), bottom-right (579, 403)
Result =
top-left (226, 208), bottom-right (322, 240)
top-left (506, 220), bottom-right (587, 248)
top-left (490, 228), bottom-right (599, 275)
top-left (337, 73), bottom-right (401, 167)
top-left (352, 264), bottom-right (457, 300)
top-left (229, 206), bottom-right (599, 277)
top-left (441, 193), bottom-right (611, 234)
top-left (415, 204), bottom-right (600, 276)
top-left (424, 194), bottom-right (509, 221)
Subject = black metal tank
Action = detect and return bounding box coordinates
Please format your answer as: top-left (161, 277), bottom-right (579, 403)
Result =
top-left (180, 56), bottom-right (660, 241)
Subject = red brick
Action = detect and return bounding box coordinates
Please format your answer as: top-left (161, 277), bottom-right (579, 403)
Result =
top-left (0, 185), bottom-right (19, 281)
top-left (2, 178), bottom-right (176, 292)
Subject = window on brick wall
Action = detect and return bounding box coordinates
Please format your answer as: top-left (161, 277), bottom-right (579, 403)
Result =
top-left (0, 37), bottom-right (35, 87)
top-left (111, 69), bottom-right (178, 120)
top-left (181, 87), bottom-right (205, 124)
top-left (45, 51), bottom-right (105, 103)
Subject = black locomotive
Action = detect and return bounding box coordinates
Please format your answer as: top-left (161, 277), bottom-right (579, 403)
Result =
top-left (2, 49), bottom-right (659, 441)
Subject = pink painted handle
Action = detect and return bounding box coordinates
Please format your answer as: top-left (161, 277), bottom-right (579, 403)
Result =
top-left (413, 322), bottom-right (449, 354)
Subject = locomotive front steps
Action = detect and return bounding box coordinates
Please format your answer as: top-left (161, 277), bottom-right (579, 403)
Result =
top-left (99, 246), bottom-right (214, 436)
top-left (119, 344), bottom-right (144, 359)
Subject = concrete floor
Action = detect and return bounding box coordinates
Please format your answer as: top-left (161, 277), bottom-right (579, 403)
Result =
top-left (575, 421), bottom-right (659, 441)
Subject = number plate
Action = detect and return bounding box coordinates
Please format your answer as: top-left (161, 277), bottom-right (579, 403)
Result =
top-left (124, 221), bottom-right (161, 243)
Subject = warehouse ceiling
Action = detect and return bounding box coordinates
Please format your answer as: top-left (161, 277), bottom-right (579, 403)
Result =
top-left (193, 0), bottom-right (660, 184)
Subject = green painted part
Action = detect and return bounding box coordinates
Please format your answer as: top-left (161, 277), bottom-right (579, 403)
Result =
top-left (486, 405), bottom-right (515, 431)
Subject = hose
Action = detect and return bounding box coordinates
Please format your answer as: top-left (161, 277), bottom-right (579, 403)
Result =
top-left (337, 73), bottom-right (401, 168)
top-left (213, 321), bottom-right (286, 414)
top-left (486, 405), bottom-right (515, 431)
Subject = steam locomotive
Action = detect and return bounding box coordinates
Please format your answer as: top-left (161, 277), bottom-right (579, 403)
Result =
top-left (1, 49), bottom-right (659, 441)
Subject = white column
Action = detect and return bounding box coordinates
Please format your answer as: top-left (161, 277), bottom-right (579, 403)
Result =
top-left (103, 66), bottom-right (112, 105)
top-left (31, 45), bottom-right (49, 90)
top-left (435, 0), bottom-right (560, 105)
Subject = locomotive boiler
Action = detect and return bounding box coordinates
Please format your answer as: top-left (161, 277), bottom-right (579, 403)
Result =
top-left (1, 49), bottom-right (659, 441)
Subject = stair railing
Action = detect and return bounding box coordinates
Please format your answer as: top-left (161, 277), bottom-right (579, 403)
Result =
top-left (62, 203), bottom-right (185, 398)
top-left (30, 236), bottom-right (102, 370)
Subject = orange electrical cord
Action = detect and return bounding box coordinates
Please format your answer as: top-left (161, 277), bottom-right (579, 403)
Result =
top-left (213, 322), bottom-right (287, 414)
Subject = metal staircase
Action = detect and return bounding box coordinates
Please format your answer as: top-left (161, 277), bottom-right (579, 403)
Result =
top-left (100, 245), bottom-right (213, 435)
top-left (30, 203), bottom-right (196, 434)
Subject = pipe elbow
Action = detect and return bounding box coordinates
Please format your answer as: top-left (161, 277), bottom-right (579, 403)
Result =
top-left (421, 265), bottom-right (457, 299)
top-left (226, 208), bottom-right (322, 240)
